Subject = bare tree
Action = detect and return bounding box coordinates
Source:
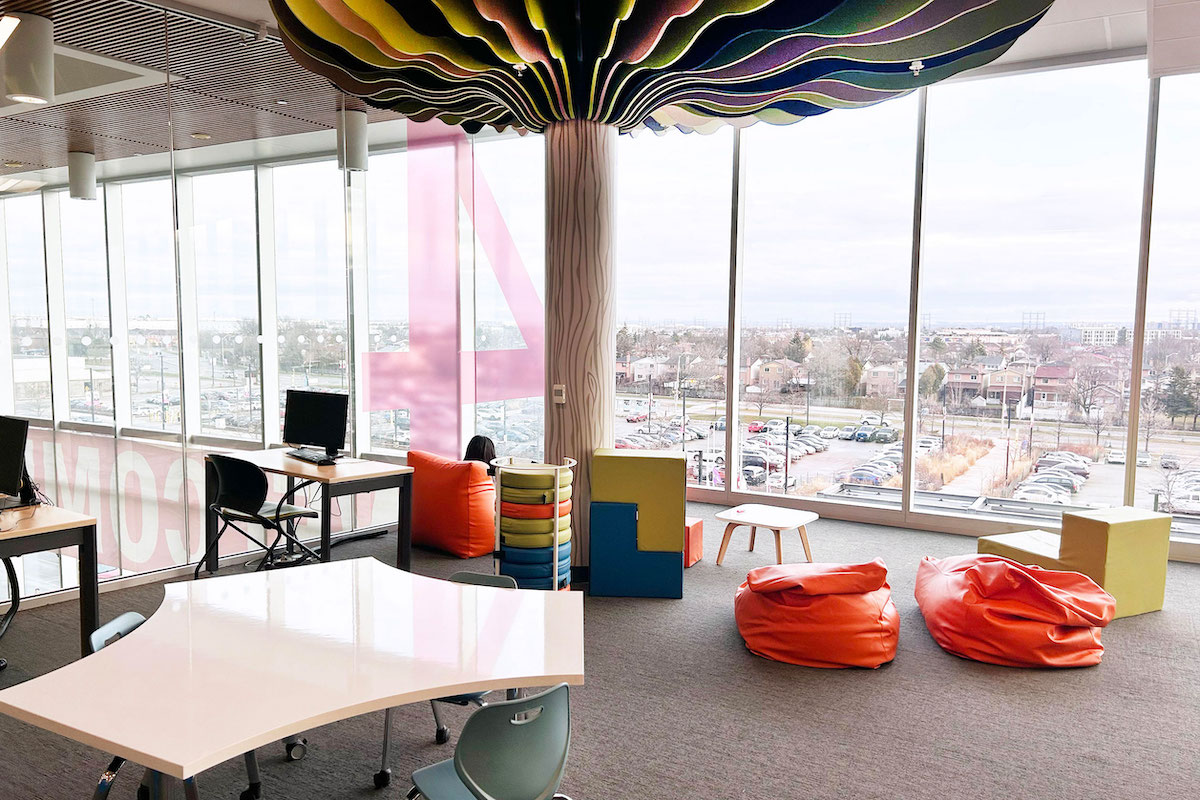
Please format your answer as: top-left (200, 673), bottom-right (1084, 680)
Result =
top-left (1086, 407), bottom-right (1107, 447)
top-left (840, 332), bottom-right (876, 397)
top-left (1141, 390), bottom-right (1164, 452)
top-left (1070, 363), bottom-right (1111, 421)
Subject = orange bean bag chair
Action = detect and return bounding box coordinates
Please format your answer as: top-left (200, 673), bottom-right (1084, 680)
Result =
top-left (408, 450), bottom-right (495, 558)
top-left (734, 559), bottom-right (899, 669)
top-left (914, 554), bottom-right (1116, 668)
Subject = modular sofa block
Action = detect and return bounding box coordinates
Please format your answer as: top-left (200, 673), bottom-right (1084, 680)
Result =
top-left (591, 449), bottom-right (686, 552)
top-left (589, 502), bottom-right (683, 599)
top-left (978, 506), bottom-right (1171, 618)
top-left (684, 517), bottom-right (703, 567)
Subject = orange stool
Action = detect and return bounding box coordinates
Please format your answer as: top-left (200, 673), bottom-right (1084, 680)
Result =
top-left (684, 517), bottom-right (703, 567)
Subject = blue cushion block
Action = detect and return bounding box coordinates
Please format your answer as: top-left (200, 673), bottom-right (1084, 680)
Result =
top-left (500, 557), bottom-right (572, 579)
top-left (589, 501), bottom-right (683, 599)
top-left (501, 540), bottom-right (572, 564)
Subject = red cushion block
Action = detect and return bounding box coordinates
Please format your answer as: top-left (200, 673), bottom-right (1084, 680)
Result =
top-left (734, 559), bottom-right (899, 669)
top-left (914, 554), bottom-right (1115, 668)
top-left (684, 517), bottom-right (703, 567)
top-left (408, 450), bottom-right (495, 558)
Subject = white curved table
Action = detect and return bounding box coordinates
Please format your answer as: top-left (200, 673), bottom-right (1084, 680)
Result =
top-left (715, 504), bottom-right (818, 565)
top-left (0, 558), bottom-right (584, 794)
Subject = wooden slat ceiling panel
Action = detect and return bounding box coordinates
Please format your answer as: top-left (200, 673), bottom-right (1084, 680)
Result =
top-left (0, 0), bottom-right (400, 172)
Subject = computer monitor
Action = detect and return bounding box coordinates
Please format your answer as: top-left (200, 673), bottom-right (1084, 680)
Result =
top-left (283, 390), bottom-right (349, 458)
top-left (0, 415), bottom-right (30, 504)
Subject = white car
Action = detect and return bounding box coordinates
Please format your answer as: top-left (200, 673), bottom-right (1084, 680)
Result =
top-left (1106, 449), bottom-right (1126, 465)
top-left (819, 426), bottom-right (840, 439)
top-left (1136, 452), bottom-right (1152, 467)
top-left (861, 414), bottom-right (883, 426)
top-left (764, 419), bottom-right (787, 433)
top-left (1013, 485), bottom-right (1070, 504)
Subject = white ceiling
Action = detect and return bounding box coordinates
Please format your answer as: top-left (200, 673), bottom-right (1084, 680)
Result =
top-left (170, 0), bottom-right (1150, 67)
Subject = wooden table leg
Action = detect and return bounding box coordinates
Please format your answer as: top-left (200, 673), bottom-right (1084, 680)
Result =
top-left (798, 525), bottom-right (813, 562)
top-left (748, 526), bottom-right (756, 551)
top-left (716, 523), bottom-right (739, 565)
top-left (773, 529), bottom-right (783, 564)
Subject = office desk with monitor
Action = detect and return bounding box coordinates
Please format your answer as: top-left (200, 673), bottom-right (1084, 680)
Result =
top-left (0, 505), bottom-right (99, 659)
top-left (202, 449), bottom-right (414, 574)
top-left (0, 558), bottom-right (585, 798)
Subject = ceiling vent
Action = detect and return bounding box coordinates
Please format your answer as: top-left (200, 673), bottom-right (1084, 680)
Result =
top-left (0, 45), bottom-right (170, 118)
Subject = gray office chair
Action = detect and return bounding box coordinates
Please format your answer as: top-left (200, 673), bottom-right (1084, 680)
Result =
top-left (374, 571), bottom-right (519, 790)
top-left (406, 683), bottom-right (573, 800)
top-left (194, 454), bottom-right (321, 579)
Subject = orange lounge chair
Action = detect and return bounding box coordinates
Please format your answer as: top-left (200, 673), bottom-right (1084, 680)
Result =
top-left (408, 450), bottom-right (495, 558)
top-left (734, 559), bottom-right (898, 669)
top-left (914, 554), bottom-right (1115, 668)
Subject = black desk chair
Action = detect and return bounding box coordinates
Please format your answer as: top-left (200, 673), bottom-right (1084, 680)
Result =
top-left (194, 454), bottom-right (321, 579)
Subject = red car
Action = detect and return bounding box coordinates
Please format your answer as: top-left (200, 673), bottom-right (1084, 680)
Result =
top-left (747, 421), bottom-right (767, 433)
top-left (626, 412), bottom-right (648, 423)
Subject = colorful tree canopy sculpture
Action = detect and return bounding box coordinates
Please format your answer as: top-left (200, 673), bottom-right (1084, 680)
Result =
top-left (271, 0), bottom-right (1056, 134)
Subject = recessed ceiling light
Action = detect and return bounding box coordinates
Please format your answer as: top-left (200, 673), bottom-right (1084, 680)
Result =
top-left (7, 94), bottom-right (47, 104)
top-left (132, 152), bottom-right (143, 157)
top-left (3, 161), bottom-right (22, 168)
top-left (0, 16), bottom-right (21, 51)
top-left (189, 132), bottom-right (212, 140)
top-left (276, 99), bottom-right (289, 105)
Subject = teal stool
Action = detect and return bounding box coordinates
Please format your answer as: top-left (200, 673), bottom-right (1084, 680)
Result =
top-left (406, 683), bottom-right (573, 800)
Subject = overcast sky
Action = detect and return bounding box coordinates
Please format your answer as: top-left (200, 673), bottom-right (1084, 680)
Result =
top-left (5, 61), bottom-right (1198, 335)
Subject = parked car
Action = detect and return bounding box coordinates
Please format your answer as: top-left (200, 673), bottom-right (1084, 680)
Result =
top-left (767, 473), bottom-right (798, 492)
top-left (872, 428), bottom-right (899, 444)
top-left (1161, 454), bottom-right (1180, 470)
top-left (1023, 474), bottom-right (1077, 493)
top-left (742, 465), bottom-right (767, 486)
top-left (1106, 449), bottom-right (1126, 465)
top-left (844, 469), bottom-right (883, 486)
top-left (864, 460), bottom-right (899, 477)
top-left (1136, 452), bottom-right (1152, 467)
top-left (801, 424), bottom-right (821, 436)
top-left (838, 425), bottom-right (859, 440)
top-left (1012, 484), bottom-right (1070, 504)
top-left (669, 415), bottom-right (691, 426)
top-left (714, 415), bottom-right (727, 431)
top-left (860, 414), bottom-right (883, 426)
top-left (764, 419), bottom-right (787, 433)
top-left (1036, 459), bottom-right (1089, 478)
top-left (747, 420), bottom-right (767, 433)
top-left (797, 435), bottom-right (828, 452)
top-left (853, 426), bottom-right (877, 442)
top-left (626, 412), bottom-right (647, 423)
top-left (1037, 468), bottom-right (1085, 490)
top-left (614, 438), bottom-right (636, 449)
top-left (819, 426), bottom-right (840, 439)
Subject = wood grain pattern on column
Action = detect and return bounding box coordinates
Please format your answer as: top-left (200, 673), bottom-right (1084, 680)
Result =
top-left (545, 120), bottom-right (616, 568)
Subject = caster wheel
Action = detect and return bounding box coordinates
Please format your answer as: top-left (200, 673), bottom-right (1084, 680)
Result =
top-left (435, 726), bottom-right (450, 745)
top-left (374, 769), bottom-right (391, 789)
top-left (285, 738), bottom-right (308, 761)
top-left (406, 788), bottom-right (422, 800)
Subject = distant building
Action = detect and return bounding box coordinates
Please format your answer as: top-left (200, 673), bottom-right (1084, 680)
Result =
top-left (1032, 364), bottom-right (1074, 405)
top-left (758, 358), bottom-right (804, 393)
top-left (984, 367), bottom-right (1028, 405)
top-left (1074, 325), bottom-right (1121, 347)
top-left (863, 364), bottom-right (900, 398)
top-left (944, 367), bottom-right (984, 403)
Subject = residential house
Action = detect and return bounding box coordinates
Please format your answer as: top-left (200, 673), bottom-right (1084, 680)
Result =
top-left (984, 367), bottom-right (1028, 406)
top-left (944, 367), bottom-right (984, 404)
top-left (758, 358), bottom-right (804, 393)
top-left (863, 364), bottom-right (900, 398)
top-left (1032, 364), bottom-right (1074, 405)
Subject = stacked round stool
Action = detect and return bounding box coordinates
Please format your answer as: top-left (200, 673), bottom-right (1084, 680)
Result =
top-left (493, 458), bottom-right (575, 590)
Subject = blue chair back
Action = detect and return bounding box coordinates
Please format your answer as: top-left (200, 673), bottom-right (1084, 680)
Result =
top-left (454, 683), bottom-right (570, 800)
top-left (88, 611), bottom-right (146, 655)
top-left (449, 571), bottom-right (518, 589)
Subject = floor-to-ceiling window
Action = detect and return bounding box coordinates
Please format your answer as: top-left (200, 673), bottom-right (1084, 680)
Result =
top-left (1138, 72), bottom-right (1200, 540)
top-left (916, 61), bottom-right (1147, 522)
top-left (614, 128), bottom-right (734, 486)
top-left (189, 170), bottom-right (262, 441)
top-left (4, 195), bottom-right (52, 419)
top-left (738, 95), bottom-right (918, 501)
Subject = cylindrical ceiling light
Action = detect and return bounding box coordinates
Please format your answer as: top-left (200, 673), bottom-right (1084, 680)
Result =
top-left (1, 13), bottom-right (54, 105)
top-left (68, 151), bottom-right (96, 200)
top-left (336, 108), bottom-right (367, 172)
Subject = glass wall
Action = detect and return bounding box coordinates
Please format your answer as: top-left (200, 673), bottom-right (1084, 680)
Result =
top-left (4, 195), bottom-right (52, 419)
top-left (614, 128), bottom-right (734, 486)
top-left (738, 95), bottom-right (917, 501)
top-left (916, 61), bottom-right (1147, 522)
top-left (1138, 72), bottom-right (1200, 539)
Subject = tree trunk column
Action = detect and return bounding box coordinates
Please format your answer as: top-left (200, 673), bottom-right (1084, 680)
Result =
top-left (545, 120), bottom-right (616, 568)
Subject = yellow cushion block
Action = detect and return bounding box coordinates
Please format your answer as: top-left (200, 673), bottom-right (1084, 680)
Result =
top-left (978, 507), bottom-right (1171, 619)
top-left (977, 530), bottom-right (1065, 571)
top-left (1061, 507), bottom-right (1171, 619)
top-left (591, 449), bottom-right (685, 552)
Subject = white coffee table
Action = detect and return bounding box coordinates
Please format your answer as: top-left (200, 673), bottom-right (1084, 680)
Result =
top-left (715, 504), bottom-right (818, 565)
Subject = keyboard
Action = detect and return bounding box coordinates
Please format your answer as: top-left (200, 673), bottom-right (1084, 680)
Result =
top-left (286, 448), bottom-right (338, 466)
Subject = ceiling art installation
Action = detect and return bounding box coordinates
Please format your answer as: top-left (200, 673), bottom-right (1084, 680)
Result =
top-left (271, 0), bottom-right (1057, 134)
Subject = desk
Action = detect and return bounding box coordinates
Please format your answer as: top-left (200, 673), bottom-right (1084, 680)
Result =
top-left (0, 506), bottom-right (99, 658)
top-left (0, 558), bottom-right (585, 796)
top-left (203, 450), bottom-right (414, 574)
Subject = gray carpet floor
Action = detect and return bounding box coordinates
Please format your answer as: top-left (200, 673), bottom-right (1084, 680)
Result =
top-left (1, 503), bottom-right (1197, 800)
